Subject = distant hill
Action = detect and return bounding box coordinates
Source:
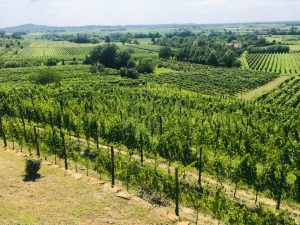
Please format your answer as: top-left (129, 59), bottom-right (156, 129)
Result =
top-left (0, 24), bottom-right (62, 33)
top-left (1, 21), bottom-right (300, 33)
top-left (0, 23), bottom-right (202, 33)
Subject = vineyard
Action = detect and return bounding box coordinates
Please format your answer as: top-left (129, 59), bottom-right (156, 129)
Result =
top-left (243, 52), bottom-right (300, 75)
top-left (258, 76), bottom-right (300, 108)
top-left (15, 41), bottom-right (98, 60)
top-left (1, 24), bottom-right (300, 225)
top-left (0, 64), bottom-right (299, 224)
top-left (144, 60), bottom-right (278, 95)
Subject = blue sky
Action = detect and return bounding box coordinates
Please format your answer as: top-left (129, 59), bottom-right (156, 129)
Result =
top-left (0, 0), bottom-right (299, 27)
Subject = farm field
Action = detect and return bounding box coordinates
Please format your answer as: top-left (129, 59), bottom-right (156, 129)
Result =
top-left (1, 21), bottom-right (300, 225)
top-left (15, 40), bottom-right (98, 60)
top-left (0, 62), bottom-right (300, 224)
top-left (258, 76), bottom-right (300, 108)
top-left (147, 60), bottom-right (278, 95)
top-left (243, 52), bottom-right (300, 75)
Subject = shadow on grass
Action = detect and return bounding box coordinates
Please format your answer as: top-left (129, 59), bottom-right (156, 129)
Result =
top-left (23, 174), bottom-right (41, 182)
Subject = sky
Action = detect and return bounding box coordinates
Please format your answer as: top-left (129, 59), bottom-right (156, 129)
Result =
top-left (0, 0), bottom-right (299, 28)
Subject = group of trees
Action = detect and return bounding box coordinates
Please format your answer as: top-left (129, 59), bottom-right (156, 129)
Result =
top-left (41, 33), bottom-right (101, 44)
top-left (268, 26), bottom-right (300, 35)
top-left (247, 45), bottom-right (290, 54)
top-left (155, 32), bottom-right (248, 67)
top-left (87, 44), bottom-right (155, 78)
top-left (160, 45), bottom-right (240, 67)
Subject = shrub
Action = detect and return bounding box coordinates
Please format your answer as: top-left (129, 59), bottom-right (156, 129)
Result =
top-left (137, 58), bottom-right (155, 74)
top-left (25, 159), bottom-right (41, 180)
top-left (32, 69), bottom-right (62, 85)
top-left (120, 68), bottom-right (139, 79)
top-left (45, 58), bottom-right (58, 66)
top-left (159, 46), bottom-right (173, 59)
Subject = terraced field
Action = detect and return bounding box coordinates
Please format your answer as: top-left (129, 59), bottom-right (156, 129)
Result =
top-left (243, 52), bottom-right (300, 75)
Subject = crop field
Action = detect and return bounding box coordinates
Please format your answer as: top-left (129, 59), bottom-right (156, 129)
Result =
top-left (243, 52), bottom-right (300, 75)
top-left (265, 35), bottom-right (300, 45)
top-left (290, 45), bottom-right (300, 52)
top-left (15, 41), bottom-right (98, 59)
top-left (146, 60), bottom-right (278, 95)
top-left (258, 76), bottom-right (300, 108)
top-left (0, 63), bottom-right (299, 224)
top-left (1, 22), bottom-right (300, 225)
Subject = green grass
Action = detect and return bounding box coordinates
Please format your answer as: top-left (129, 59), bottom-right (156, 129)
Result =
top-left (238, 76), bottom-right (289, 100)
top-left (155, 67), bottom-right (176, 74)
top-left (0, 149), bottom-right (172, 225)
top-left (290, 45), bottom-right (300, 52)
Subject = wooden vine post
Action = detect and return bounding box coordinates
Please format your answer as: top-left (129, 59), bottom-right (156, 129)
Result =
top-left (111, 146), bottom-right (115, 188)
top-left (33, 126), bottom-right (40, 157)
top-left (198, 146), bottom-right (203, 190)
top-left (0, 116), bottom-right (7, 148)
top-left (175, 167), bottom-right (179, 217)
top-left (61, 130), bottom-right (68, 170)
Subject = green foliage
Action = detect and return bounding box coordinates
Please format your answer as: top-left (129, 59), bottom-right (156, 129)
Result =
top-left (120, 68), bottom-right (139, 79)
top-left (0, 60), bottom-right (299, 224)
top-left (24, 159), bottom-right (41, 180)
top-left (90, 44), bottom-right (132, 69)
top-left (159, 46), bottom-right (173, 59)
top-left (206, 50), bottom-right (219, 66)
top-left (147, 60), bottom-right (277, 95)
top-left (45, 58), bottom-right (58, 66)
top-left (31, 69), bottom-right (62, 85)
top-left (223, 49), bottom-right (237, 67)
top-left (248, 45), bottom-right (290, 54)
top-left (137, 58), bottom-right (155, 73)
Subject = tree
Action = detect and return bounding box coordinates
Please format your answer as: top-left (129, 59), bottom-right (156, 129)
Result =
top-left (206, 50), bottom-right (219, 66)
top-left (0, 31), bottom-right (5, 38)
top-left (99, 45), bottom-right (118, 68)
top-left (90, 45), bottom-right (131, 69)
top-left (120, 37), bottom-right (127, 45)
top-left (137, 58), bottom-right (154, 74)
top-left (105, 36), bottom-right (111, 43)
top-left (159, 46), bottom-right (172, 59)
top-left (45, 58), bottom-right (58, 66)
top-left (223, 49), bottom-right (236, 67)
top-left (115, 50), bottom-right (131, 68)
top-left (120, 68), bottom-right (139, 79)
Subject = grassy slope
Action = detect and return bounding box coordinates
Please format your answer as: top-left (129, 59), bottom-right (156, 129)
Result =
top-left (238, 76), bottom-right (289, 100)
top-left (0, 148), bottom-right (171, 225)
